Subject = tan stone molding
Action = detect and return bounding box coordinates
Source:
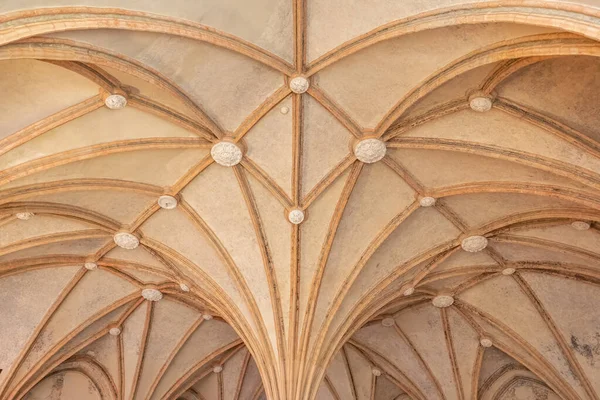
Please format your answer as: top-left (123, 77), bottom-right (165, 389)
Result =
top-left (493, 234), bottom-right (600, 263)
top-left (170, 155), bottom-right (216, 194)
top-left (479, 368), bottom-right (550, 400)
top-left (376, 34), bottom-right (600, 135)
top-left (0, 180), bottom-right (162, 205)
top-left (435, 200), bottom-right (470, 233)
top-left (1, 38), bottom-right (224, 136)
top-left (234, 86), bottom-right (292, 142)
top-left (422, 263), bottom-right (600, 290)
top-left (310, 208), bottom-right (600, 397)
top-left (0, 201), bottom-right (121, 231)
top-left (0, 257), bottom-right (164, 283)
top-left (50, 357), bottom-right (118, 400)
top-left (128, 301), bottom-right (153, 399)
top-left (234, 350), bottom-right (253, 400)
top-left (144, 317), bottom-right (206, 400)
top-left (296, 162), bottom-right (364, 399)
top-left (495, 97), bottom-right (600, 158)
top-left (382, 100), bottom-right (469, 141)
top-left (346, 340), bottom-right (427, 400)
top-left (306, 3), bottom-right (600, 75)
top-left (152, 207), bottom-right (275, 382)
top-left (0, 137), bottom-right (210, 187)
top-left (45, 60), bottom-right (121, 92)
top-left (322, 375), bottom-right (342, 400)
top-left (454, 300), bottom-right (580, 399)
top-left (307, 201), bottom-right (422, 375)
top-left (300, 156), bottom-right (355, 209)
top-left (440, 307), bottom-right (465, 400)
top-left (306, 86), bottom-right (362, 138)
top-left (306, 238), bottom-right (457, 397)
top-left (233, 165), bottom-right (287, 372)
top-left (376, 267), bottom-right (598, 400)
top-left (476, 209), bottom-right (600, 236)
top-left (11, 297), bottom-right (143, 399)
top-left (139, 237), bottom-right (265, 350)
top-left (240, 158), bottom-right (294, 209)
top-left (380, 156), bottom-right (424, 193)
top-left (0, 7), bottom-right (294, 75)
top-left (392, 324), bottom-right (445, 399)
top-left (512, 274), bottom-right (600, 400)
top-left (12, 292), bottom-right (236, 400)
top-left (479, 57), bottom-right (551, 94)
top-left (174, 201), bottom-right (284, 366)
top-left (0, 230), bottom-right (111, 257)
top-left (431, 182), bottom-right (600, 210)
top-left (45, 60), bottom-right (218, 141)
top-left (293, 0), bottom-right (307, 72)
top-left (161, 341), bottom-right (245, 399)
top-left (287, 89), bottom-right (304, 399)
top-left (291, 92), bottom-right (304, 206)
top-left (0, 268), bottom-right (87, 398)
top-left (128, 95), bottom-right (217, 142)
top-left (387, 137), bottom-right (600, 190)
top-left (0, 95), bottom-right (104, 158)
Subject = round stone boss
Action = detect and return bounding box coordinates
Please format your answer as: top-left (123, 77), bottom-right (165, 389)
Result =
top-left (461, 235), bottom-right (488, 252)
top-left (354, 138), bottom-right (387, 163)
top-left (432, 295), bottom-right (454, 308)
top-left (468, 91), bottom-right (493, 112)
top-left (403, 286), bottom-right (415, 296)
top-left (113, 232), bottom-right (140, 249)
top-left (211, 141), bottom-right (243, 167)
top-left (419, 196), bottom-right (436, 207)
top-left (104, 94), bottom-right (127, 110)
top-left (109, 327), bottom-right (122, 336)
top-left (141, 288), bottom-right (163, 302)
top-left (84, 262), bottom-right (98, 271)
top-left (180, 283), bottom-right (190, 292)
top-left (288, 209), bottom-right (305, 224)
top-left (16, 212), bottom-right (34, 220)
top-left (571, 221), bottom-right (591, 231)
top-left (289, 76), bottom-right (310, 94)
top-left (158, 195), bottom-right (178, 209)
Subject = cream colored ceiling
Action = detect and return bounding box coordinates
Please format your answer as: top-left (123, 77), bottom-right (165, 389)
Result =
top-left (2, 1), bottom-right (600, 400)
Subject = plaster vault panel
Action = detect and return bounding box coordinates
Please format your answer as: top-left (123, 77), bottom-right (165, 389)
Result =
top-left (1, 1), bottom-right (600, 400)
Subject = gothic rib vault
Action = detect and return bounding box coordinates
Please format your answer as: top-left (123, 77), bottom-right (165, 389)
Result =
top-left (1, 1), bottom-right (600, 400)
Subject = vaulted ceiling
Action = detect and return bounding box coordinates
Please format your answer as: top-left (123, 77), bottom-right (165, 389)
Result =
top-left (2, 1), bottom-right (600, 400)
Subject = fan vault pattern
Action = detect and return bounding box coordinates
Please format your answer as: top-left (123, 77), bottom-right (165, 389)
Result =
top-left (1, 1), bottom-right (600, 399)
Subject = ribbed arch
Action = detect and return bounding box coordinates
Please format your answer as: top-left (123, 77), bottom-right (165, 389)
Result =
top-left (1, 2), bottom-right (600, 400)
